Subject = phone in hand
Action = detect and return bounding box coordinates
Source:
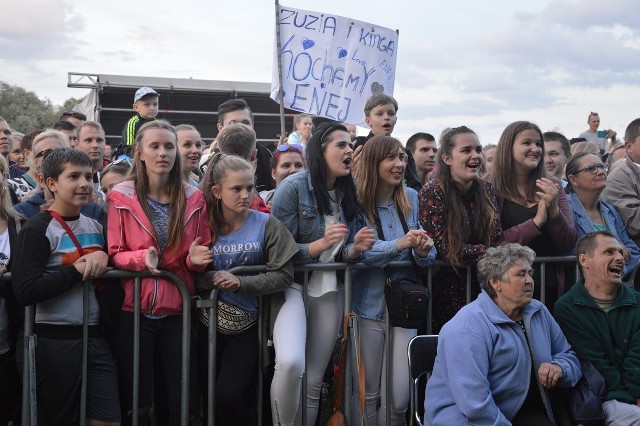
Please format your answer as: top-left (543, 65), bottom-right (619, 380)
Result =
top-left (597, 130), bottom-right (607, 138)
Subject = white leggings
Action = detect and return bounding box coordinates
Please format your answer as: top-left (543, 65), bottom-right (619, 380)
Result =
top-left (351, 317), bottom-right (416, 426)
top-left (270, 288), bottom-right (343, 426)
top-left (271, 287), bottom-right (306, 426)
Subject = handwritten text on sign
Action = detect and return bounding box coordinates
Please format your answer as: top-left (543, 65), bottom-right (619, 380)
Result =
top-left (271, 6), bottom-right (398, 126)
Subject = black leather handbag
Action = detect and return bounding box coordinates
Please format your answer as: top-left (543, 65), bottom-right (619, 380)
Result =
top-left (375, 208), bottom-right (430, 329)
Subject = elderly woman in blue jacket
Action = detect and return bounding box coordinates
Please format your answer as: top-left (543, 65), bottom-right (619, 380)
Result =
top-left (565, 152), bottom-right (640, 279)
top-left (425, 243), bottom-right (580, 426)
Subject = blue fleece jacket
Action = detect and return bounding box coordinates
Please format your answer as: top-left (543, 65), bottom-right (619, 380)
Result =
top-left (425, 291), bottom-right (581, 425)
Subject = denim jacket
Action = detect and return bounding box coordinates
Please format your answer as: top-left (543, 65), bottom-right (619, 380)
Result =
top-left (568, 192), bottom-right (640, 278)
top-left (271, 171), bottom-right (362, 265)
top-left (352, 188), bottom-right (436, 321)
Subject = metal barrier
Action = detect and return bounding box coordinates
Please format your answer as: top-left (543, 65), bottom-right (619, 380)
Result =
top-left (12, 270), bottom-right (192, 426)
top-left (8, 254), bottom-right (581, 425)
top-left (195, 255), bottom-right (580, 425)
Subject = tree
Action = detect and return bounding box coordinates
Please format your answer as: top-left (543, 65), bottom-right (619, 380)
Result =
top-left (0, 82), bottom-right (59, 133)
top-left (58, 96), bottom-right (85, 115)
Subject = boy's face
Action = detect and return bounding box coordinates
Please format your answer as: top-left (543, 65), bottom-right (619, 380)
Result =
top-left (47, 163), bottom-right (94, 210)
top-left (365, 103), bottom-right (397, 136)
top-left (218, 108), bottom-right (253, 131)
top-left (133, 96), bottom-right (159, 119)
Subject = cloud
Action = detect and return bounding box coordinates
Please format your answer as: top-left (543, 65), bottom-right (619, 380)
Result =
top-left (397, 0), bottom-right (639, 117)
top-left (0, 0), bottom-right (84, 59)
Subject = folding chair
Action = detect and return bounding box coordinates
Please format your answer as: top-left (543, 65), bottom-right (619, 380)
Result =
top-left (407, 334), bottom-right (438, 426)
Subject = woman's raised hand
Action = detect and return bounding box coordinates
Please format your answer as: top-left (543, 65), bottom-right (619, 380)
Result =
top-left (536, 178), bottom-right (560, 218)
top-left (189, 237), bottom-right (213, 267)
top-left (322, 222), bottom-right (348, 251)
top-left (145, 246), bottom-right (161, 275)
top-left (399, 229), bottom-right (434, 257)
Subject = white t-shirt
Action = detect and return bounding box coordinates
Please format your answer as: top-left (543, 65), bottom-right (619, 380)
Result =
top-left (579, 131), bottom-right (608, 151)
top-left (307, 191), bottom-right (344, 297)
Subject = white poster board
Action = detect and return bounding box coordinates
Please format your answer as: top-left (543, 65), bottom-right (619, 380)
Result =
top-left (271, 5), bottom-right (398, 126)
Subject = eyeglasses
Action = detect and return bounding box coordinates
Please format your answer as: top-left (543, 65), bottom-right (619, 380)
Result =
top-left (34, 149), bottom-right (54, 160)
top-left (575, 163), bottom-right (607, 175)
top-left (276, 143), bottom-right (304, 152)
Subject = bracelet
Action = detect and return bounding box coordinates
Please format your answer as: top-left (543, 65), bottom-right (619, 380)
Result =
top-left (346, 246), bottom-right (360, 262)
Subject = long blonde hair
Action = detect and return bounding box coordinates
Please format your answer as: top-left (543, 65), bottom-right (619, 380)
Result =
top-left (200, 153), bottom-right (253, 241)
top-left (0, 155), bottom-right (22, 222)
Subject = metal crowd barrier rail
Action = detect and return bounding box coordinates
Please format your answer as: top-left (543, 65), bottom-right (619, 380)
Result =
top-left (195, 255), bottom-right (580, 425)
top-left (12, 270), bottom-right (192, 426)
top-left (8, 254), bottom-right (581, 426)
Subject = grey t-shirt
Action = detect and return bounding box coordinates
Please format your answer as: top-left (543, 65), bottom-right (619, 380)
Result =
top-left (148, 197), bottom-right (170, 254)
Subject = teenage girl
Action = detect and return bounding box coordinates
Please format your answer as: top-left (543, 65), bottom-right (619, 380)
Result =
top-left (175, 124), bottom-right (204, 186)
top-left (270, 122), bottom-right (376, 425)
top-left (419, 126), bottom-right (504, 332)
top-left (190, 153), bottom-right (298, 425)
top-left (354, 136), bottom-right (435, 425)
top-left (487, 121), bottom-right (576, 306)
top-left (107, 120), bottom-right (211, 424)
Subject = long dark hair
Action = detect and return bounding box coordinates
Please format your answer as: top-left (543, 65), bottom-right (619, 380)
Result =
top-left (488, 121), bottom-right (546, 204)
top-left (305, 122), bottom-right (359, 220)
top-left (130, 121), bottom-right (186, 251)
top-left (434, 126), bottom-right (497, 266)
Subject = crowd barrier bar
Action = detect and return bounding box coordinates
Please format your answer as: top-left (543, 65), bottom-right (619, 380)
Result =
top-left (8, 255), bottom-right (582, 425)
top-left (12, 270), bottom-right (192, 426)
top-left (197, 255), bottom-right (581, 425)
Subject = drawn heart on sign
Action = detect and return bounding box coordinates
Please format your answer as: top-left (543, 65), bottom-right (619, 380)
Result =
top-left (338, 48), bottom-right (348, 58)
top-left (301, 38), bottom-right (315, 50)
top-left (371, 82), bottom-right (385, 95)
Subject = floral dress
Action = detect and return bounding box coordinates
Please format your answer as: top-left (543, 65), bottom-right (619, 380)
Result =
top-left (419, 179), bottom-right (503, 332)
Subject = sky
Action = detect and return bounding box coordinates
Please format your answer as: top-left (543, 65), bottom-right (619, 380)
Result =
top-left (1, 0), bottom-right (638, 144)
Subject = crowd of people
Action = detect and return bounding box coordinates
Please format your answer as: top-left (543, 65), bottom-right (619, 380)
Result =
top-left (0, 85), bottom-right (639, 426)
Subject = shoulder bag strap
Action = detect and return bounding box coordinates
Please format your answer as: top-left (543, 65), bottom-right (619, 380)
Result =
top-left (332, 313), bottom-right (350, 413)
top-left (48, 210), bottom-right (85, 256)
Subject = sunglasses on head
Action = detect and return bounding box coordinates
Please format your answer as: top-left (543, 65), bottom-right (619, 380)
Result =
top-left (277, 143), bottom-right (304, 152)
top-left (34, 148), bottom-right (54, 160)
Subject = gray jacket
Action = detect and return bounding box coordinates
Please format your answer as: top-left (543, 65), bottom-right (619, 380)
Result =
top-left (603, 154), bottom-right (640, 245)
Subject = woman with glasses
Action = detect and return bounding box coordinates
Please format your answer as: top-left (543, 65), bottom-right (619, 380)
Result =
top-left (566, 152), bottom-right (640, 279)
top-left (487, 121), bottom-right (577, 307)
top-left (270, 122), bottom-right (375, 426)
top-left (259, 143), bottom-right (305, 208)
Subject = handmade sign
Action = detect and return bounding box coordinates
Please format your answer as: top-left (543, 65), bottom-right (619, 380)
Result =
top-left (271, 5), bottom-right (398, 126)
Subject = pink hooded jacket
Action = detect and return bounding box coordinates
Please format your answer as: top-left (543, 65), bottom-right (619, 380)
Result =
top-left (107, 180), bottom-right (211, 315)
